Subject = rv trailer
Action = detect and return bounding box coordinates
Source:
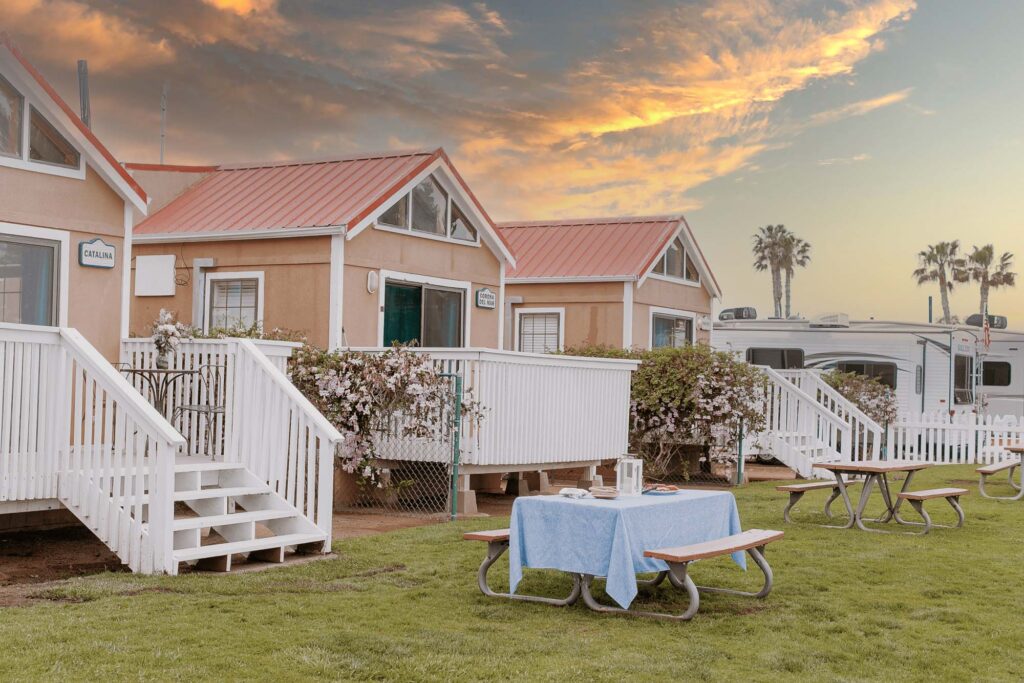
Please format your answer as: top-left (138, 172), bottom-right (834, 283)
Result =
top-left (712, 316), bottom-right (1024, 418)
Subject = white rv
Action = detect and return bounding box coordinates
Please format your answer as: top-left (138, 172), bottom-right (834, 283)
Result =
top-left (712, 314), bottom-right (1024, 418)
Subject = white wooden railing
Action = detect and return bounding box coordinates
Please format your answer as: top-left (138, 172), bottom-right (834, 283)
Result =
top-left (351, 348), bottom-right (640, 467)
top-left (1, 323), bottom-right (186, 574)
top-left (758, 366), bottom-right (851, 477)
top-left (777, 369), bottom-right (882, 461)
top-left (121, 337), bottom-right (342, 543)
top-left (887, 412), bottom-right (1024, 464)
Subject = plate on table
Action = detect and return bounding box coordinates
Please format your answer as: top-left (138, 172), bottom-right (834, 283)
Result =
top-left (643, 485), bottom-right (680, 496)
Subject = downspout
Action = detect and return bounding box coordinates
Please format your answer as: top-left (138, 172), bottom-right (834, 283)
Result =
top-left (503, 295), bottom-right (523, 351)
top-left (191, 258), bottom-right (216, 328)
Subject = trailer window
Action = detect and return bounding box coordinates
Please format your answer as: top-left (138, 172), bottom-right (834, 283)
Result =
top-left (746, 348), bottom-right (804, 369)
top-left (982, 361), bottom-right (1011, 387)
top-left (954, 355), bottom-right (974, 405)
top-left (836, 361), bottom-right (897, 389)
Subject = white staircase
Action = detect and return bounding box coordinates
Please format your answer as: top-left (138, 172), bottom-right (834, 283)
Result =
top-left (0, 323), bottom-right (342, 575)
top-left (171, 457), bottom-right (326, 571)
top-left (753, 367), bottom-right (851, 478)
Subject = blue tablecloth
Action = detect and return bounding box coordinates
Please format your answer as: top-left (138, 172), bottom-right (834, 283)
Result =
top-left (509, 490), bottom-right (745, 609)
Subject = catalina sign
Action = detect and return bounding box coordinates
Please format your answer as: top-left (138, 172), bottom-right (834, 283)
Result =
top-left (79, 238), bottom-right (116, 269)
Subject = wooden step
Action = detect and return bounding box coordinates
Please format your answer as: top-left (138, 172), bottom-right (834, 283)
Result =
top-left (173, 509), bottom-right (294, 531)
top-left (173, 532), bottom-right (325, 563)
top-left (175, 461), bottom-right (245, 473)
top-left (174, 486), bottom-right (268, 502)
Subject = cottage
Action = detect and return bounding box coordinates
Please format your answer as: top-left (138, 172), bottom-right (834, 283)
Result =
top-left (498, 216), bottom-right (721, 352)
top-left (0, 34), bottom-right (148, 359)
top-left (127, 149), bottom-right (515, 349)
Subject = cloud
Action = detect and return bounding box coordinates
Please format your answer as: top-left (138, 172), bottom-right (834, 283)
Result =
top-left (818, 153), bottom-right (872, 166)
top-left (2, 0), bottom-right (175, 71)
top-left (1, 0), bottom-right (919, 221)
top-left (810, 88), bottom-right (913, 126)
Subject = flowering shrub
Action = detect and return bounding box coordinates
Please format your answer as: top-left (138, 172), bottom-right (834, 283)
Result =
top-left (290, 345), bottom-right (483, 487)
top-left (194, 321), bottom-right (307, 343)
top-left (822, 370), bottom-right (899, 426)
top-left (563, 344), bottom-right (767, 474)
top-left (151, 309), bottom-right (193, 363)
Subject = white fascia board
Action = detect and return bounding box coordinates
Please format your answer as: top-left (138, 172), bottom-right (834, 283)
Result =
top-left (132, 225), bottom-right (346, 244)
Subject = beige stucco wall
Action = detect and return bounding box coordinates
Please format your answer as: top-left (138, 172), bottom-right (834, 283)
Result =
top-left (344, 226), bottom-right (502, 348)
top-left (506, 281), bottom-right (626, 349)
top-left (633, 275), bottom-right (714, 347)
top-left (0, 164), bottom-right (127, 359)
top-left (131, 226), bottom-right (505, 349)
top-left (131, 237), bottom-right (333, 347)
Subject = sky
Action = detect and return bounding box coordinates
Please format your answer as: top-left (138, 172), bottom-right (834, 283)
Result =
top-left (3, 0), bottom-right (1023, 324)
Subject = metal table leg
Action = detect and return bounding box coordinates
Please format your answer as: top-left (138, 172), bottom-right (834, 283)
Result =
top-left (476, 540), bottom-right (581, 606)
top-left (820, 473), bottom-right (857, 529)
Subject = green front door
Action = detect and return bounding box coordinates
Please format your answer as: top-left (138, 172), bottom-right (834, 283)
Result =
top-left (383, 282), bottom-right (422, 346)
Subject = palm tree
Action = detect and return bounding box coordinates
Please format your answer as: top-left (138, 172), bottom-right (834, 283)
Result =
top-left (962, 245), bottom-right (1016, 317)
top-left (753, 225), bottom-right (788, 318)
top-left (781, 233), bottom-right (811, 318)
top-left (912, 241), bottom-right (963, 323)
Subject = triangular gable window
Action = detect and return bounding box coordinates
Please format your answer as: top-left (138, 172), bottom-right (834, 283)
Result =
top-left (29, 106), bottom-right (80, 168)
top-left (376, 173), bottom-right (480, 244)
top-left (652, 236), bottom-right (700, 283)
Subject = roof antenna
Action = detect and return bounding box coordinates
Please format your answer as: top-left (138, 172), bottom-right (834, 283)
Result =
top-left (160, 81), bottom-right (169, 163)
top-left (77, 59), bottom-right (90, 129)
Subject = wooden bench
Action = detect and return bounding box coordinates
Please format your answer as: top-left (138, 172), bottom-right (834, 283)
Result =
top-left (895, 488), bottom-right (968, 534)
top-left (464, 529), bottom-right (580, 606)
top-left (580, 529), bottom-right (784, 621)
top-left (977, 459), bottom-right (1023, 500)
top-left (777, 480), bottom-right (860, 523)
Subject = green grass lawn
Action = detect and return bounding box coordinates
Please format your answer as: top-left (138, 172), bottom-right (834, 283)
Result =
top-left (2, 464), bottom-right (1022, 681)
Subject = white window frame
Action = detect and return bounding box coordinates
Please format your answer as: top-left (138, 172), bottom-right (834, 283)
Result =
top-left (648, 236), bottom-right (701, 288)
top-left (648, 305), bottom-right (697, 349)
top-left (0, 70), bottom-right (84, 180)
top-left (514, 307), bottom-right (565, 353)
top-left (203, 270), bottom-right (265, 332)
top-left (377, 269), bottom-right (472, 348)
top-left (372, 171), bottom-right (482, 248)
top-left (0, 221), bottom-right (69, 326)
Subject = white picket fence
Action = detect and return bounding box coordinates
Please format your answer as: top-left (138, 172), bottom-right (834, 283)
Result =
top-left (886, 412), bottom-right (1024, 464)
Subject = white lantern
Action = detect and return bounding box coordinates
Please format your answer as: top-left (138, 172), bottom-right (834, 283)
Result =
top-left (616, 456), bottom-right (644, 497)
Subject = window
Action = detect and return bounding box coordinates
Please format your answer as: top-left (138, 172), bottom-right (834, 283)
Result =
top-left (652, 314), bottom-right (694, 348)
top-left (377, 173), bottom-right (480, 244)
top-left (379, 194), bottom-right (408, 228)
top-left (983, 361), bottom-right (1011, 387)
top-left (383, 281), bottom-right (464, 347)
top-left (746, 348), bottom-right (804, 369)
top-left (411, 177), bottom-right (447, 236)
top-left (517, 310), bottom-right (562, 353)
top-left (449, 203), bottom-right (477, 242)
top-left (0, 74), bottom-right (23, 158)
top-left (0, 235), bottom-right (59, 325)
top-left (207, 277), bottom-right (260, 330)
top-left (953, 355), bottom-right (974, 405)
top-left (836, 361), bottom-right (898, 389)
top-left (652, 236), bottom-right (699, 283)
top-left (29, 106), bottom-right (80, 168)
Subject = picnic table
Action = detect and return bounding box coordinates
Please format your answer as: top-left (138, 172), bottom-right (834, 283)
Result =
top-left (812, 461), bottom-right (932, 532)
top-left (508, 490), bottom-right (744, 610)
top-left (977, 446), bottom-right (1024, 500)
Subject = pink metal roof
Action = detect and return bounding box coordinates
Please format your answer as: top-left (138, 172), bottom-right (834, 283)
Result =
top-left (133, 150), bottom-right (440, 236)
top-left (498, 216), bottom-right (684, 280)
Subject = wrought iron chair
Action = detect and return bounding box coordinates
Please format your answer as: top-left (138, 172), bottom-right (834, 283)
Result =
top-left (171, 364), bottom-right (227, 456)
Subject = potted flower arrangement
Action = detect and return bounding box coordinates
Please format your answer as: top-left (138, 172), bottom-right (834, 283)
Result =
top-left (151, 309), bottom-right (193, 369)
